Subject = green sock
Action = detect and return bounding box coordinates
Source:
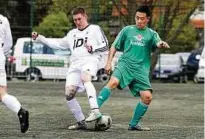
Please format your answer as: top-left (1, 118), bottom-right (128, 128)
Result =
top-left (97, 87), bottom-right (111, 108)
top-left (129, 102), bottom-right (148, 127)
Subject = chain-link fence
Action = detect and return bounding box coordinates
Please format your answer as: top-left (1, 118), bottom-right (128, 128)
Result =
top-left (1, 0), bottom-right (204, 81)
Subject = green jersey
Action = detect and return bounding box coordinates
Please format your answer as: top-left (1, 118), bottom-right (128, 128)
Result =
top-left (112, 25), bottom-right (161, 72)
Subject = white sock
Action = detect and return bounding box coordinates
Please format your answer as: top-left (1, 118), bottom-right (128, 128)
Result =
top-left (84, 82), bottom-right (99, 110)
top-left (67, 98), bottom-right (85, 122)
top-left (1, 94), bottom-right (21, 114)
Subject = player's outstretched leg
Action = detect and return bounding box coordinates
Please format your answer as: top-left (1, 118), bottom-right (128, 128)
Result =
top-left (85, 87), bottom-right (112, 122)
top-left (128, 102), bottom-right (150, 131)
top-left (97, 87), bottom-right (111, 108)
top-left (18, 108), bottom-right (29, 133)
top-left (66, 98), bottom-right (87, 130)
top-left (1, 92), bottom-right (29, 133)
top-left (84, 81), bottom-right (102, 122)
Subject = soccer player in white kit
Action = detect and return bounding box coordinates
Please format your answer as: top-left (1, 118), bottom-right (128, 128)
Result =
top-left (0, 14), bottom-right (29, 133)
top-left (32, 7), bottom-right (108, 130)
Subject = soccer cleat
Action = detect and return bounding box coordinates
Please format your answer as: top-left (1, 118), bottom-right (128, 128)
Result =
top-left (85, 110), bottom-right (102, 122)
top-left (68, 120), bottom-right (87, 130)
top-left (18, 108), bottom-right (29, 133)
top-left (128, 125), bottom-right (150, 131)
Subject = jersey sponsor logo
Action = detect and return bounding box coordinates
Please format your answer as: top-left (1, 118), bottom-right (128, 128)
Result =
top-left (131, 35), bottom-right (145, 47)
top-left (73, 37), bottom-right (89, 49)
top-left (73, 38), bottom-right (84, 49)
top-left (136, 35), bottom-right (143, 41)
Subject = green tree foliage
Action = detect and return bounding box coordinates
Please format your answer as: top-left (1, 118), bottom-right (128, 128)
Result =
top-left (35, 0), bottom-right (53, 24)
top-left (49, 0), bottom-right (91, 13)
top-left (151, 0), bottom-right (198, 52)
top-left (34, 0), bottom-right (200, 51)
top-left (34, 12), bottom-right (71, 37)
top-left (34, 0), bottom-right (113, 39)
top-left (165, 22), bottom-right (197, 53)
top-left (34, 0), bottom-right (93, 37)
top-left (32, 0), bottom-right (202, 80)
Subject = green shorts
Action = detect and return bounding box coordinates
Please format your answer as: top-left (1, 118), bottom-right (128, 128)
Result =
top-left (112, 65), bottom-right (152, 97)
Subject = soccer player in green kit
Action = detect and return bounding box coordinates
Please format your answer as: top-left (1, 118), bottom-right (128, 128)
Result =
top-left (97, 5), bottom-right (170, 131)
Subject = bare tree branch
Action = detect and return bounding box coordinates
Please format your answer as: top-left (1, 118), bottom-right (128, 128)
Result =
top-left (165, 1), bottom-right (179, 40)
top-left (111, 0), bottom-right (128, 25)
top-left (167, 5), bottom-right (198, 43)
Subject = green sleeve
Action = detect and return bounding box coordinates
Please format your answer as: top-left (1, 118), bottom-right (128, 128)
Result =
top-left (152, 31), bottom-right (161, 48)
top-left (151, 31), bottom-right (161, 52)
top-left (112, 26), bottom-right (128, 52)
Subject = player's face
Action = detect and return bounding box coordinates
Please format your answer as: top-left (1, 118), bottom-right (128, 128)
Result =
top-left (135, 12), bottom-right (149, 29)
top-left (73, 13), bottom-right (88, 30)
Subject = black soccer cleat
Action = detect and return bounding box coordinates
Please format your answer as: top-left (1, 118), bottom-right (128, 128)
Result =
top-left (68, 120), bottom-right (87, 130)
top-left (128, 125), bottom-right (150, 131)
top-left (18, 108), bottom-right (29, 133)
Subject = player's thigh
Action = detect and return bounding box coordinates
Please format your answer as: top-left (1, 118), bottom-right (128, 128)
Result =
top-left (129, 75), bottom-right (152, 97)
top-left (0, 50), bottom-right (5, 71)
top-left (81, 61), bottom-right (98, 77)
top-left (112, 67), bottom-right (133, 89)
top-left (65, 70), bottom-right (84, 92)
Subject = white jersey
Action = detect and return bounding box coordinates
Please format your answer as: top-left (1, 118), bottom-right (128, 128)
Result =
top-left (0, 14), bottom-right (13, 54)
top-left (37, 24), bottom-right (108, 63)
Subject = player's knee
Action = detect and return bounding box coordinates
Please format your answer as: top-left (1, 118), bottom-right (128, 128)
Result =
top-left (140, 91), bottom-right (152, 105)
top-left (65, 87), bottom-right (77, 101)
top-left (0, 86), bottom-right (7, 101)
top-left (107, 77), bottom-right (119, 89)
top-left (81, 72), bottom-right (92, 83)
top-left (0, 71), bottom-right (7, 88)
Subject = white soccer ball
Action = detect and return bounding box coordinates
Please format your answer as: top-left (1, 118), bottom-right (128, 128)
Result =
top-left (95, 114), bottom-right (112, 131)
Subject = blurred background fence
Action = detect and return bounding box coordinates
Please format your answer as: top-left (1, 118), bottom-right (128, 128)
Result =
top-left (1, 0), bottom-right (204, 82)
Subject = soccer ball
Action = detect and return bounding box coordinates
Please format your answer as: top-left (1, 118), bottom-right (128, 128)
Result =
top-left (95, 114), bottom-right (112, 131)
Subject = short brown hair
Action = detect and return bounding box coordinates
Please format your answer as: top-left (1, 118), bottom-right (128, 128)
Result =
top-left (71, 7), bottom-right (86, 15)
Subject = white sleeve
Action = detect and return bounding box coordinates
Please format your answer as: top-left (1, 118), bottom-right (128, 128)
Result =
top-left (3, 17), bottom-right (13, 54)
top-left (36, 34), bottom-right (70, 50)
top-left (92, 26), bottom-right (108, 53)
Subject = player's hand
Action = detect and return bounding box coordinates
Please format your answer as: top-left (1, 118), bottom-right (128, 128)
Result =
top-left (105, 63), bottom-right (112, 75)
top-left (85, 45), bottom-right (93, 54)
top-left (32, 32), bottom-right (38, 40)
top-left (157, 41), bottom-right (170, 49)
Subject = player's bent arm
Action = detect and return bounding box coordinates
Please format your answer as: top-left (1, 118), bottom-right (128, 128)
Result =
top-left (93, 42), bottom-right (109, 53)
top-left (36, 34), bottom-right (70, 50)
top-left (92, 25), bottom-right (109, 53)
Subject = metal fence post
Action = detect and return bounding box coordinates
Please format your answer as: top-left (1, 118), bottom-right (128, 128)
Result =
top-left (29, 0), bottom-right (34, 81)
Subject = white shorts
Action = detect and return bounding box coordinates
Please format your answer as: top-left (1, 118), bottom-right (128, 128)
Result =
top-left (0, 48), bottom-right (6, 86)
top-left (65, 59), bottom-right (99, 92)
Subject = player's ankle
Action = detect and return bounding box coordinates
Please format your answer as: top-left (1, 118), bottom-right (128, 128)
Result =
top-left (91, 108), bottom-right (100, 113)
